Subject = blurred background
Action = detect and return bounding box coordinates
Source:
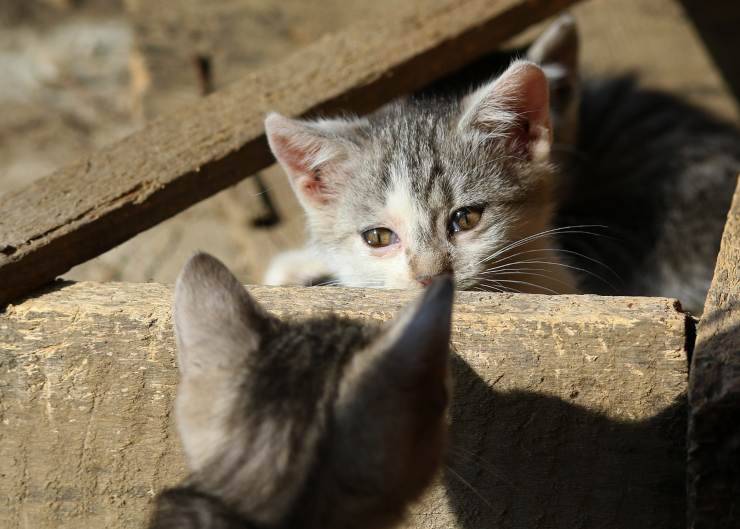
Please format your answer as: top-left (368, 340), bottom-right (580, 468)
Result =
top-left (1, 0), bottom-right (738, 284)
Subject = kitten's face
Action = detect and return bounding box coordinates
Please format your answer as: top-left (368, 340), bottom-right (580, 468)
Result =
top-left (267, 61), bottom-right (557, 290)
top-left (172, 253), bottom-right (453, 529)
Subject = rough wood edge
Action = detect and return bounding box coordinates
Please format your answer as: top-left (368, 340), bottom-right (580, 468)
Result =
top-left (688, 174), bottom-right (740, 529)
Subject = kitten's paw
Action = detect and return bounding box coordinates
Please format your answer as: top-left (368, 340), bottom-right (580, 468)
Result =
top-left (263, 249), bottom-right (335, 286)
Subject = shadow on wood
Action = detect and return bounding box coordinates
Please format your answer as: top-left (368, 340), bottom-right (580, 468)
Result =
top-left (688, 318), bottom-right (740, 529)
top-left (442, 356), bottom-right (686, 529)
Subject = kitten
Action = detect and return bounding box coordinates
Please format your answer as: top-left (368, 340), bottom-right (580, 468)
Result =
top-left (149, 252), bottom-right (454, 529)
top-left (263, 15), bottom-right (740, 312)
top-left (264, 58), bottom-right (575, 294)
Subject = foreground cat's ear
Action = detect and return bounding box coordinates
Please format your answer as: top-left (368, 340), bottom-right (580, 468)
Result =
top-left (333, 276), bottom-right (454, 500)
top-left (339, 275), bottom-right (454, 412)
top-left (526, 13), bottom-right (580, 145)
top-left (380, 275), bottom-right (455, 384)
top-left (265, 113), bottom-right (365, 208)
top-left (173, 252), bottom-right (271, 377)
top-left (459, 60), bottom-right (552, 162)
top-left (173, 253), bottom-right (274, 472)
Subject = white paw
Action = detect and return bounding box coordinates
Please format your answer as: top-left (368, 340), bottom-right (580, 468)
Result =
top-left (263, 248), bottom-right (334, 286)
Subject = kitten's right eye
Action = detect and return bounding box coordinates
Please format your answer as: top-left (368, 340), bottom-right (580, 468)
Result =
top-left (362, 228), bottom-right (398, 248)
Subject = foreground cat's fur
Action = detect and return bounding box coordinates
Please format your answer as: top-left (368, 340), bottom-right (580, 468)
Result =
top-left (149, 253), bottom-right (454, 529)
top-left (264, 15), bottom-right (740, 312)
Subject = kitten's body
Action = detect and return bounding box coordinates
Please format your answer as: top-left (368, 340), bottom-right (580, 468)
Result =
top-left (264, 15), bottom-right (740, 312)
top-left (150, 253), bottom-right (453, 529)
top-left (556, 76), bottom-right (739, 310)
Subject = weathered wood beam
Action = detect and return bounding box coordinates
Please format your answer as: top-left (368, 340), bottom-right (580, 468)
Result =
top-left (688, 175), bottom-right (740, 529)
top-left (0, 0), bottom-right (580, 306)
top-left (1, 285), bottom-right (689, 528)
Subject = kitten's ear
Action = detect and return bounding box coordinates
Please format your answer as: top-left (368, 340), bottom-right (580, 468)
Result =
top-left (343, 276), bottom-right (454, 410)
top-left (173, 253), bottom-right (274, 471)
top-left (527, 14), bottom-right (579, 81)
top-left (379, 276), bottom-right (454, 385)
top-left (333, 277), bottom-right (454, 500)
top-left (526, 13), bottom-right (580, 145)
top-left (173, 252), bottom-right (271, 376)
top-left (265, 113), bottom-right (364, 209)
top-left (459, 60), bottom-right (551, 162)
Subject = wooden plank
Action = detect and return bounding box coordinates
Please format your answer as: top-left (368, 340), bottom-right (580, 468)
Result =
top-left (1, 285), bottom-right (689, 528)
top-left (0, 0), bottom-right (580, 307)
top-left (688, 175), bottom-right (740, 529)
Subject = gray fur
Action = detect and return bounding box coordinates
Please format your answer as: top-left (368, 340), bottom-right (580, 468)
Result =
top-left (150, 252), bottom-right (454, 529)
top-left (555, 75), bottom-right (740, 312)
top-left (265, 14), bottom-right (740, 312)
top-left (265, 60), bottom-right (576, 294)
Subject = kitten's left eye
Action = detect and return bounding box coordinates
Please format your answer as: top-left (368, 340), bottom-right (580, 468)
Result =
top-left (362, 227), bottom-right (398, 248)
top-left (449, 206), bottom-right (483, 233)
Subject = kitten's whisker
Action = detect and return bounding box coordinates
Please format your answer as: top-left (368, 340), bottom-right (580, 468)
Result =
top-left (479, 277), bottom-right (559, 295)
top-left (487, 228), bottom-right (612, 264)
top-left (545, 247), bottom-right (623, 282)
top-left (445, 465), bottom-right (495, 510)
top-left (477, 279), bottom-right (520, 293)
top-left (480, 261), bottom-right (547, 275)
top-left (484, 247), bottom-right (622, 284)
top-left (477, 269), bottom-right (576, 291)
top-left (494, 258), bottom-right (617, 292)
top-left (489, 245), bottom-right (620, 280)
top-left (471, 279), bottom-right (509, 293)
top-left (448, 447), bottom-right (519, 492)
top-left (476, 224), bottom-right (610, 267)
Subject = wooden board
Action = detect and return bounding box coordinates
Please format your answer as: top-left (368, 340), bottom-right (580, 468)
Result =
top-left (1, 284), bottom-right (689, 528)
top-left (688, 175), bottom-right (740, 529)
top-left (0, 0), bottom-right (580, 307)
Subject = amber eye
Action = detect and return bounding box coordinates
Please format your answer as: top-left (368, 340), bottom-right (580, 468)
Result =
top-left (449, 206), bottom-right (483, 233)
top-left (362, 227), bottom-right (398, 248)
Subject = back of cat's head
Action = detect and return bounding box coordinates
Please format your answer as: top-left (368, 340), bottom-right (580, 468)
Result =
top-left (163, 252), bottom-right (454, 529)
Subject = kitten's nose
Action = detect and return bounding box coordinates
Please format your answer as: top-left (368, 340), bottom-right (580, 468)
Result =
top-left (417, 276), bottom-right (434, 287)
top-left (416, 272), bottom-right (452, 287)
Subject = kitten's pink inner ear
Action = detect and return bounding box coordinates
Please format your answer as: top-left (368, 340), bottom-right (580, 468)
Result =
top-left (498, 63), bottom-right (552, 159)
top-left (265, 113), bottom-right (334, 206)
top-left (467, 61), bottom-right (552, 161)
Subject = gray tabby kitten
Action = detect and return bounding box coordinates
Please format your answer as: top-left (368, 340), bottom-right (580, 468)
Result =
top-left (149, 252), bottom-right (453, 529)
top-left (264, 56), bottom-right (574, 294)
top-left (264, 15), bottom-right (740, 312)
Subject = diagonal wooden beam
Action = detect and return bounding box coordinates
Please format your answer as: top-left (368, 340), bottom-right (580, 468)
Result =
top-left (688, 175), bottom-right (740, 529)
top-left (0, 0), bottom-right (580, 307)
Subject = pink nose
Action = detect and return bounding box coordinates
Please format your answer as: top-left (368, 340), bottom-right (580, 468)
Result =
top-left (417, 272), bottom-right (453, 287)
top-left (417, 276), bottom-right (434, 287)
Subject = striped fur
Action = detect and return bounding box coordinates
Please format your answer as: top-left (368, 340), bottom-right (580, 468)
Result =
top-left (149, 253), bottom-right (453, 529)
top-left (265, 14), bottom-right (740, 312)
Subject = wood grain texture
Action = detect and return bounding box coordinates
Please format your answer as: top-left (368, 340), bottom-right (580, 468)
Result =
top-left (688, 175), bottom-right (740, 529)
top-left (0, 0), bottom-right (580, 306)
top-left (1, 284), bottom-right (689, 528)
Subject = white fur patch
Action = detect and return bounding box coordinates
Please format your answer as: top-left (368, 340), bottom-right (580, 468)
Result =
top-left (263, 247), bottom-right (334, 286)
